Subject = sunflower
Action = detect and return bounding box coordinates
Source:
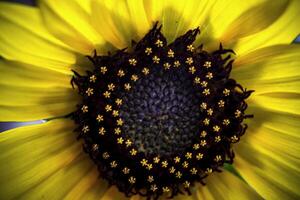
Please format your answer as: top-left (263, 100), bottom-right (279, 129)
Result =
top-left (0, 0), bottom-right (299, 199)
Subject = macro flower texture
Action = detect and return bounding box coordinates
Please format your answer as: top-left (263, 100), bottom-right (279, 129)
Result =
top-left (0, 0), bottom-right (299, 199)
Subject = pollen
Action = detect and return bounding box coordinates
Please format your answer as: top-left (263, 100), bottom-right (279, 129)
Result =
top-left (124, 83), bottom-right (131, 91)
top-left (105, 104), bottom-right (112, 112)
top-left (182, 161), bottom-right (189, 168)
top-left (153, 157), bottom-right (160, 163)
top-left (82, 125), bottom-right (89, 133)
top-left (163, 62), bottom-right (171, 70)
top-left (102, 152), bottom-right (110, 159)
top-left (162, 187), bottom-right (170, 193)
top-left (194, 77), bottom-right (201, 84)
top-left (142, 67), bottom-right (150, 75)
top-left (215, 136), bottom-right (221, 143)
top-left (167, 49), bottom-right (174, 57)
top-left (189, 66), bottom-right (196, 74)
top-left (129, 58), bottom-right (137, 66)
top-left (193, 143), bottom-right (200, 150)
top-left (92, 144), bottom-right (99, 151)
top-left (175, 171), bottom-right (182, 179)
top-left (161, 161), bottom-right (168, 168)
top-left (81, 105), bottom-right (88, 113)
top-left (112, 110), bottom-right (119, 117)
top-left (206, 72), bottom-right (213, 79)
top-left (103, 91), bottom-right (111, 98)
top-left (130, 148), bottom-right (137, 156)
top-left (173, 60), bottom-right (181, 68)
top-left (114, 127), bottom-right (121, 135)
top-left (155, 39), bottom-right (164, 47)
top-left (145, 47), bottom-right (152, 55)
top-left (200, 102), bottom-right (207, 110)
top-left (213, 125), bottom-right (221, 132)
top-left (185, 57), bottom-right (193, 65)
top-left (200, 140), bottom-right (207, 147)
top-left (150, 184), bottom-right (158, 192)
top-left (98, 127), bottom-right (106, 135)
top-left (196, 153), bottom-right (204, 160)
top-left (185, 152), bottom-right (192, 159)
top-left (152, 55), bottom-right (160, 64)
top-left (123, 167), bottom-right (130, 174)
top-left (141, 159), bottom-right (148, 166)
top-left (207, 108), bottom-right (213, 116)
top-left (131, 74), bottom-right (139, 82)
top-left (116, 118), bottom-right (124, 126)
top-left (203, 61), bottom-right (211, 68)
top-left (146, 164), bottom-right (153, 170)
top-left (202, 88), bottom-right (210, 96)
top-left (128, 176), bottom-right (136, 184)
top-left (108, 83), bottom-right (115, 91)
top-left (187, 44), bottom-right (195, 52)
top-left (218, 100), bottom-right (225, 107)
top-left (183, 181), bottom-right (190, 188)
top-left (147, 176), bottom-right (154, 183)
top-left (223, 88), bottom-right (230, 96)
top-left (200, 130), bottom-right (207, 137)
top-left (117, 69), bottom-right (125, 77)
top-left (115, 98), bottom-right (123, 106)
top-left (190, 168), bottom-right (198, 175)
top-left (169, 166), bottom-right (176, 174)
top-left (96, 114), bottom-right (104, 122)
top-left (117, 137), bottom-right (124, 144)
top-left (100, 66), bottom-right (108, 74)
top-left (223, 119), bottom-right (230, 126)
top-left (89, 75), bottom-right (97, 82)
top-left (85, 88), bottom-right (94, 96)
top-left (125, 139), bottom-right (132, 147)
top-left (174, 156), bottom-right (181, 163)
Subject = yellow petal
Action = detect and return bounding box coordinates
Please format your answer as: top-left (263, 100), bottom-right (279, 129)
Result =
top-left (0, 60), bottom-right (79, 121)
top-left (0, 2), bottom-right (76, 73)
top-left (76, 177), bottom-right (110, 200)
top-left (100, 186), bottom-right (129, 200)
top-left (247, 104), bottom-right (300, 140)
top-left (175, 171), bottom-right (262, 200)
top-left (126, 0), bottom-right (151, 39)
top-left (38, 0), bottom-right (103, 54)
top-left (0, 119), bottom-right (83, 199)
top-left (144, 0), bottom-right (213, 42)
top-left (91, 0), bottom-right (134, 49)
top-left (250, 95), bottom-right (300, 116)
top-left (63, 166), bottom-right (108, 200)
top-left (198, 0), bottom-right (264, 50)
top-left (63, 168), bottom-right (98, 199)
top-left (232, 0), bottom-right (300, 56)
top-left (22, 155), bottom-right (96, 200)
top-left (195, 170), bottom-right (263, 200)
top-left (232, 44), bottom-right (300, 95)
top-left (235, 107), bottom-right (300, 199)
top-left (174, 170), bottom-right (261, 200)
top-left (221, 0), bottom-right (289, 40)
top-left (232, 44), bottom-right (300, 116)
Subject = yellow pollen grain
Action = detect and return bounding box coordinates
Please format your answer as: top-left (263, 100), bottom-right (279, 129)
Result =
top-left (100, 66), bottom-right (108, 74)
top-left (168, 49), bottom-right (174, 57)
top-left (117, 69), bottom-right (125, 77)
top-left (145, 47), bottom-right (152, 55)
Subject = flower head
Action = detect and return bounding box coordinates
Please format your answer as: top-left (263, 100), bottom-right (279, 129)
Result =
top-left (0, 0), bottom-right (299, 200)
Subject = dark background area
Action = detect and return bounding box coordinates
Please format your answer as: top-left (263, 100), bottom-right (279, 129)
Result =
top-left (2, 0), bottom-right (35, 5)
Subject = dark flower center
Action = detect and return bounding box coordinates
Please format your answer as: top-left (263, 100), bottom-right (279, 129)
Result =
top-left (120, 66), bottom-right (201, 157)
top-left (71, 22), bottom-right (253, 200)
